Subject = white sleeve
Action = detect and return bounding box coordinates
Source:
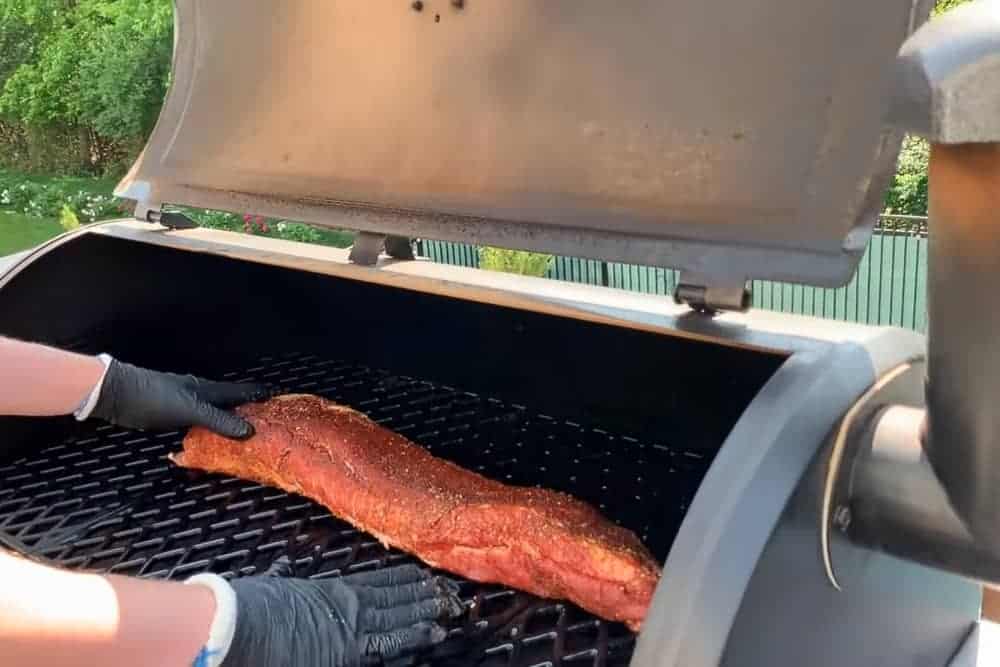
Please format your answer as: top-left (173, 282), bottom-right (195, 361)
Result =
top-left (72, 353), bottom-right (113, 421)
top-left (185, 573), bottom-right (239, 667)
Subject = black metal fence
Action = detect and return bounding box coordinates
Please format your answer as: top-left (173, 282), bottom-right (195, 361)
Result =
top-left (417, 215), bottom-right (930, 332)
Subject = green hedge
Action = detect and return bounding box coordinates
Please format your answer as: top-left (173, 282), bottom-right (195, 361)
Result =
top-left (0, 171), bottom-right (123, 222)
top-left (0, 169), bottom-right (355, 249)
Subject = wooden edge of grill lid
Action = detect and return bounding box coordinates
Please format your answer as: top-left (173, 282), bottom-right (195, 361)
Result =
top-left (117, 0), bottom-right (933, 291)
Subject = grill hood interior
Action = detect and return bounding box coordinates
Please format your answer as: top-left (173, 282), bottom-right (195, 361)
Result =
top-left (117, 0), bottom-right (932, 289)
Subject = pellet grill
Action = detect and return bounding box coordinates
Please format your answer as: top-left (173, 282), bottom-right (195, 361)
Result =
top-left (3, 1), bottom-right (1000, 665)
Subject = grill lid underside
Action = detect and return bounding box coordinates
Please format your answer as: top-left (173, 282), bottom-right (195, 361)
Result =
top-left (118, 0), bottom-right (931, 288)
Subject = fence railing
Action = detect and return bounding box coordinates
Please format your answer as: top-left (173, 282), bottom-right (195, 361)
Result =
top-left (416, 214), bottom-right (930, 332)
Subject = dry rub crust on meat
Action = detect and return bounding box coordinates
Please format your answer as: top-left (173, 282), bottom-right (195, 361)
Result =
top-left (170, 394), bottom-right (661, 631)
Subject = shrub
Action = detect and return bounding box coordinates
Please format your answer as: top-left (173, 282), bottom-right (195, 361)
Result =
top-left (478, 247), bottom-right (552, 277)
top-left (883, 136), bottom-right (929, 216)
top-left (0, 172), bottom-right (122, 221)
top-left (934, 0), bottom-right (972, 15)
top-left (179, 207), bottom-right (354, 248)
top-left (180, 208), bottom-right (244, 232)
top-left (59, 203), bottom-right (79, 231)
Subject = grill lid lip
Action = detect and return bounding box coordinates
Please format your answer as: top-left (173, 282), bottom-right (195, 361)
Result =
top-left (119, 0), bottom-right (931, 289)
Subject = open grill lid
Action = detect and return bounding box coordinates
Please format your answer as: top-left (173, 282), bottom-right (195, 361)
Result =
top-left (118, 0), bottom-right (931, 289)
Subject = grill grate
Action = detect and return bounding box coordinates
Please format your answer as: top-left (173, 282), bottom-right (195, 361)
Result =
top-left (0, 352), bottom-right (712, 666)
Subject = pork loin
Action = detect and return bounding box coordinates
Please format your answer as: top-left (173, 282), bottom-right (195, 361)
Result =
top-left (170, 394), bottom-right (660, 630)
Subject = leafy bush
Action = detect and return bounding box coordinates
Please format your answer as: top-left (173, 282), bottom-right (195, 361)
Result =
top-left (0, 0), bottom-right (172, 175)
top-left (0, 180), bottom-right (38, 210)
top-left (934, 0), bottom-right (971, 15)
top-left (478, 247), bottom-right (552, 277)
top-left (883, 135), bottom-right (929, 216)
top-left (59, 203), bottom-right (79, 231)
top-left (0, 171), bottom-right (122, 221)
top-left (69, 191), bottom-right (120, 221)
top-left (0, 169), bottom-right (356, 249)
top-left (180, 208), bottom-right (245, 232)
top-left (179, 207), bottom-right (354, 248)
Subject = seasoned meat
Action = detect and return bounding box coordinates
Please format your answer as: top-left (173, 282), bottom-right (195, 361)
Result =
top-left (171, 394), bottom-right (660, 630)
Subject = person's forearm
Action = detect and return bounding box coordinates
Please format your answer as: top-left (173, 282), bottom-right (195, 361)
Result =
top-left (0, 550), bottom-right (215, 667)
top-left (0, 337), bottom-right (104, 416)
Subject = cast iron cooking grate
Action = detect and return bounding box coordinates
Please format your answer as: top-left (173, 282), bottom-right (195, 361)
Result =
top-left (0, 352), bottom-right (711, 666)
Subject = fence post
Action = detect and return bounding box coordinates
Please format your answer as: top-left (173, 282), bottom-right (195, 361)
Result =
top-left (601, 261), bottom-right (610, 287)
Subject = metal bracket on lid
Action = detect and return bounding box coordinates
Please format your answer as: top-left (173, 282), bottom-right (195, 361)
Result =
top-left (673, 280), bottom-right (751, 315)
top-left (131, 195), bottom-right (198, 231)
top-left (144, 209), bottom-right (198, 231)
top-left (348, 232), bottom-right (415, 267)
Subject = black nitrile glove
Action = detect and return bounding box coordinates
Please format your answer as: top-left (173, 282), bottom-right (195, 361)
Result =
top-left (89, 359), bottom-right (272, 439)
top-left (223, 564), bottom-right (463, 666)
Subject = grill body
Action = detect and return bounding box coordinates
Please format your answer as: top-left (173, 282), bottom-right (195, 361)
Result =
top-left (0, 224), bottom-right (982, 666)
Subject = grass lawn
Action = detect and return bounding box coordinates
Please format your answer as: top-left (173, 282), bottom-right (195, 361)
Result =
top-left (0, 212), bottom-right (62, 255)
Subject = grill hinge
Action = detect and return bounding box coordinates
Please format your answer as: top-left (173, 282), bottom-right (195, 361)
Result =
top-left (673, 280), bottom-right (751, 315)
top-left (132, 200), bottom-right (198, 231)
top-left (348, 232), bottom-right (415, 267)
top-left (143, 209), bottom-right (198, 230)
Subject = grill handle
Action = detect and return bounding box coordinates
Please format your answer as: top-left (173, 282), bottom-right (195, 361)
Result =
top-left (922, 141), bottom-right (1000, 556)
top-left (848, 406), bottom-right (1000, 583)
top-left (874, 0), bottom-right (1000, 562)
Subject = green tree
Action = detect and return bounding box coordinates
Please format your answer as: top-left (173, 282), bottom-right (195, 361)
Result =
top-left (882, 0), bottom-right (973, 216)
top-left (76, 0), bottom-right (173, 140)
top-left (883, 136), bottom-right (929, 216)
top-left (0, 0), bottom-right (172, 173)
top-left (0, 0), bottom-right (69, 86)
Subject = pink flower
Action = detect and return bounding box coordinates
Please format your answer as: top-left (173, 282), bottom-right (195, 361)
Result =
top-left (243, 214), bottom-right (253, 223)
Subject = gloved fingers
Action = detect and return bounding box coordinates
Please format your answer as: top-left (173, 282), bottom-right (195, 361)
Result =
top-left (190, 379), bottom-right (276, 407)
top-left (358, 577), bottom-right (458, 609)
top-left (362, 622), bottom-right (448, 664)
top-left (263, 555), bottom-right (295, 577)
top-left (190, 400), bottom-right (256, 440)
top-left (342, 564), bottom-right (430, 588)
top-left (363, 596), bottom-right (465, 632)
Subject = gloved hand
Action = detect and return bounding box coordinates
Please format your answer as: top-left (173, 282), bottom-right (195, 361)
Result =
top-left (190, 563), bottom-right (464, 667)
top-left (87, 358), bottom-right (272, 439)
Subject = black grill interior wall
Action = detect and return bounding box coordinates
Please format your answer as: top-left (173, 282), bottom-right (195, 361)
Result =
top-left (0, 234), bottom-right (783, 456)
top-left (1, 233), bottom-right (788, 665)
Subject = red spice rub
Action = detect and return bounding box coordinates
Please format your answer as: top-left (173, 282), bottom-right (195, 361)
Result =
top-left (170, 394), bottom-right (661, 630)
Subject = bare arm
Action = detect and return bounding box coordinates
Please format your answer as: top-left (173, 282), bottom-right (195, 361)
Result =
top-left (0, 340), bottom-right (458, 664)
top-left (0, 337), bottom-right (104, 416)
top-left (0, 336), bottom-right (268, 437)
top-left (0, 551), bottom-right (215, 667)
top-left (0, 549), bottom-right (460, 667)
